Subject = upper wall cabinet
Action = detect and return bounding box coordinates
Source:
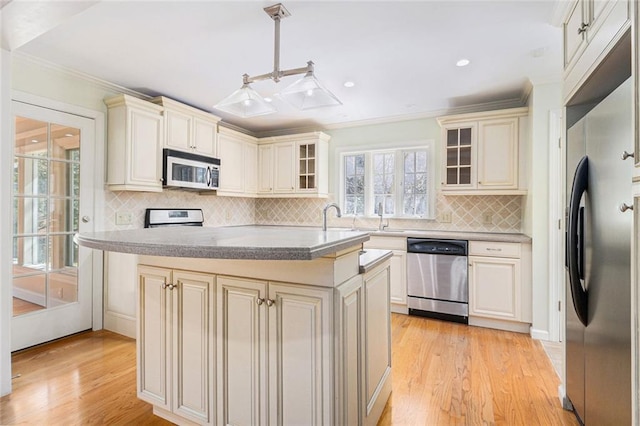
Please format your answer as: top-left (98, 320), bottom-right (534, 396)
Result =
top-left (563, 0), bottom-right (630, 102)
top-left (151, 96), bottom-right (221, 157)
top-left (105, 94), bottom-right (164, 192)
top-left (258, 132), bottom-right (330, 198)
top-left (216, 127), bottom-right (258, 197)
top-left (437, 108), bottom-right (528, 195)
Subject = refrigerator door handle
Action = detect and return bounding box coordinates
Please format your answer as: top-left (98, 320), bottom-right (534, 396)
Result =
top-left (568, 156), bottom-right (589, 326)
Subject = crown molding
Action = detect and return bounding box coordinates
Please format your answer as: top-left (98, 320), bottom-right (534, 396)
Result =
top-left (13, 52), bottom-right (151, 100)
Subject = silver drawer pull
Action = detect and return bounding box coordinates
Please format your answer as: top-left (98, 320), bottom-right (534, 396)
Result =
top-left (486, 248), bottom-right (502, 252)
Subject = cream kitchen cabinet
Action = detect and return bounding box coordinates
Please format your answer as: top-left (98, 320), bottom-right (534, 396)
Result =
top-left (363, 236), bottom-right (407, 314)
top-left (216, 276), bottom-right (333, 425)
top-left (137, 265), bottom-right (215, 425)
top-left (216, 127), bottom-right (258, 197)
top-left (257, 132), bottom-right (330, 198)
top-left (105, 94), bottom-right (164, 192)
top-left (152, 96), bottom-right (221, 157)
top-left (563, 0), bottom-right (630, 102)
top-left (437, 108), bottom-right (528, 195)
top-left (468, 241), bottom-right (532, 333)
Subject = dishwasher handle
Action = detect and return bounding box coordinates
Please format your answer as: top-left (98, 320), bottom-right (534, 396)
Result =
top-left (407, 238), bottom-right (468, 256)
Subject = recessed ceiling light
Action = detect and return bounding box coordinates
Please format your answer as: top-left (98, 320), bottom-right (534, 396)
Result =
top-left (263, 97), bottom-right (273, 103)
top-left (456, 59), bottom-right (470, 67)
top-left (31, 139), bottom-right (38, 143)
top-left (64, 133), bottom-right (74, 137)
top-left (343, 81), bottom-right (355, 88)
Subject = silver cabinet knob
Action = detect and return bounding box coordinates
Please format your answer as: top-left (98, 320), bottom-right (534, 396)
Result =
top-left (82, 216), bottom-right (90, 223)
top-left (256, 298), bottom-right (265, 306)
top-left (622, 151), bottom-right (635, 160)
top-left (265, 299), bottom-right (275, 307)
top-left (578, 22), bottom-right (589, 34)
top-left (620, 203), bottom-right (633, 212)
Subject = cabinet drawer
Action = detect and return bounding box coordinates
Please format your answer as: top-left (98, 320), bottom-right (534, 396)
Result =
top-left (469, 241), bottom-right (520, 258)
top-left (364, 236), bottom-right (407, 251)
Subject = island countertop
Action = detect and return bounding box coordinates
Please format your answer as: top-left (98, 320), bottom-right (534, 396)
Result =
top-left (75, 225), bottom-right (370, 260)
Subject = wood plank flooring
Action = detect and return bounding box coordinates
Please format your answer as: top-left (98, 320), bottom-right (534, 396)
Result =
top-left (378, 314), bottom-right (578, 425)
top-left (0, 314), bottom-right (578, 425)
top-left (12, 297), bottom-right (44, 316)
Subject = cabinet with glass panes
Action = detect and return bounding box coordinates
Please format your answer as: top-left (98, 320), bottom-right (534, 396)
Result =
top-left (437, 108), bottom-right (528, 194)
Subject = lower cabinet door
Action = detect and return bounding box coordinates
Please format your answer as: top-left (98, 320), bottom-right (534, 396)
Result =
top-left (216, 276), bottom-right (267, 426)
top-left (363, 266), bottom-right (391, 424)
top-left (389, 250), bottom-right (407, 306)
top-left (172, 271), bottom-right (215, 424)
top-left (137, 266), bottom-right (172, 410)
top-left (268, 283), bottom-right (332, 426)
top-left (335, 276), bottom-right (364, 426)
top-left (469, 256), bottom-right (521, 321)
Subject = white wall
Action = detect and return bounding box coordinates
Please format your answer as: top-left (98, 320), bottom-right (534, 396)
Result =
top-left (525, 81), bottom-right (563, 340)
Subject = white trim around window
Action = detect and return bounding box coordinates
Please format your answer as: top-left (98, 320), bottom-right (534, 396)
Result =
top-left (337, 140), bottom-right (436, 219)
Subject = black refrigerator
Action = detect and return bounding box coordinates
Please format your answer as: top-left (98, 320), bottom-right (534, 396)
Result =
top-left (565, 74), bottom-right (632, 424)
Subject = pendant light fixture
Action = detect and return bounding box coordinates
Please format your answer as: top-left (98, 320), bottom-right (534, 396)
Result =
top-left (214, 3), bottom-right (342, 118)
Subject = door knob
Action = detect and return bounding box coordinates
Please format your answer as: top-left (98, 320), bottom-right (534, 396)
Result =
top-left (81, 216), bottom-right (91, 223)
top-left (619, 203), bottom-right (633, 212)
top-left (621, 151), bottom-right (635, 160)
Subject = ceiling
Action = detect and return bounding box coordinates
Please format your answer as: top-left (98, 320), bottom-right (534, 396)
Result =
top-left (7, 1), bottom-right (562, 136)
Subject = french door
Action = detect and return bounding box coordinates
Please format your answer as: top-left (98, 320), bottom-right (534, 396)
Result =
top-left (11, 101), bottom-right (95, 351)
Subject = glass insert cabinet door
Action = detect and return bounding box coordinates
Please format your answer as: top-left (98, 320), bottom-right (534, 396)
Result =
top-left (445, 126), bottom-right (473, 186)
top-left (13, 116), bottom-right (80, 316)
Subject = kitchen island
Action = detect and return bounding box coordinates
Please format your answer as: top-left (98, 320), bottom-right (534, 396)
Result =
top-left (76, 226), bottom-right (392, 426)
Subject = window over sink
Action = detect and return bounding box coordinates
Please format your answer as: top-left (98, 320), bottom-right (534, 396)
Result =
top-left (340, 144), bottom-right (435, 219)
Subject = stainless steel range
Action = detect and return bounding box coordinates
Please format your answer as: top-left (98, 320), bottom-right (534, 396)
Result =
top-left (144, 208), bottom-right (204, 228)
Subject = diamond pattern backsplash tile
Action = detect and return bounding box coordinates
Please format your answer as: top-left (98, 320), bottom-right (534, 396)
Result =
top-left (104, 191), bottom-right (256, 230)
top-left (104, 191), bottom-right (522, 233)
top-left (256, 194), bottom-right (523, 233)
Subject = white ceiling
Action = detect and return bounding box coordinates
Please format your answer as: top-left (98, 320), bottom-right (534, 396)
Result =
top-left (9, 1), bottom-right (562, 135)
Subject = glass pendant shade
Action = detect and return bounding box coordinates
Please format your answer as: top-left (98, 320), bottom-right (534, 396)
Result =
top-left (279, 73), bottom-right (342, 110)
top-left (214, 83), bottom-right (276, 117)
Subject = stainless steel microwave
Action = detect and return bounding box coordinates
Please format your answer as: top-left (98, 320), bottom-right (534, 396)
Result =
top-left (162, 149), bottom-right (220, 190)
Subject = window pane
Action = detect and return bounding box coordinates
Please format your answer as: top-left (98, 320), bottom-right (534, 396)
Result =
top-left (447, 168), bottom-right (458, 185)
top-left (49, 270), bottom-right (78, 306)
top-left (308, 144), bottom-right (315, 158)
top-left (460, 147), bottom-right (471, 166)
top-left (374, 154), bottom-right (383, 175)
top-left (50, 160), bottom-right (78, 197)
top-left (14, 197), bottom-right (47, 235)
top-left (346, 156), bottom-right (355, 176)
top-left (345, 196), bottom-right (355, 214)
top-left (404, 152), bottom-right (414, 174)
top-left (355, 175), bottom-right (365, 193)
top-left (14, 157), bottom-right (48, 195)
top-left (355, 155), bottom-right (365, 175)
top-left (415, 195), bottom-right (427, 216)
top-left (416, 173), bottom-right (427, 193)
top-left (50, 234), bottom-right (77, 270)
top-left (15, 117), bottom-right (48, 157)
top-left (385, 196), bottom-right (394, 215)
top-left (416, 151), bottom-right (427, 173)
top-left (403, 195), bottom-right (414, 215)
top-left (460, 128), bottom-right (472, 145)
top-left (460, 167), bottom-right (471, 184)
top-left (384, 175), bottom-right (393, 193)
top-left (51, 124), bottom-right (80, 161)
top-left (447, 129), bottom-right (458, 147)
top-left (13, 236), bottom-right (47, 271)
top-left (12, 274), bottom-right (46, 313)
top-left (384, 154), bottom-right (394, 174)
top-left (374, 174), bottom-right (383, 194)
top-left (374, 195), bottom-right (383, 214)
top-left (355, 196), bottom-right (364, 215)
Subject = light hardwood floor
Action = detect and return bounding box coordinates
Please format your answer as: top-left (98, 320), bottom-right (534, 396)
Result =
top-left (0, 314), bottom-right (578, 425)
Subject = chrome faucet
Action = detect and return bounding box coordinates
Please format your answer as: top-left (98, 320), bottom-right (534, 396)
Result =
top-left (377, 202), bottom-right (389, 231)
top-left (322, 203), bottom-right (342, 231)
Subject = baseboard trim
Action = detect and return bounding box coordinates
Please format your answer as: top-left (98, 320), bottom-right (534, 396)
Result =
top-left (104, 311), bottom-right (136, 339)
top-left (530, 328), bottom-right (551, 341)
top-left (468, 316), bottom-right (530, 334)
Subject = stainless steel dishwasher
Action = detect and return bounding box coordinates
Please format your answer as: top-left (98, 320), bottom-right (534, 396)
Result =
top-left (406, 238), bottom-right (468, 324)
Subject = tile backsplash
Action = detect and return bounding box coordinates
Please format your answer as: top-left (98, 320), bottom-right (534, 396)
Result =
top-left (256, 194), bottom-right (523, 233)
top-left (104, 191), bottom-right (522, 234)
top-left (103, 191), bottom-right (255, 230)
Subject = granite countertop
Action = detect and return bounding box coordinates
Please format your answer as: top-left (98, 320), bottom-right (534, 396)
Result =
top-left (367, 229), bottom-right (532, 243)
top-left (358, 249), bottom-right (392, 274)
top-left (75, 226), bottom-right (370, 260)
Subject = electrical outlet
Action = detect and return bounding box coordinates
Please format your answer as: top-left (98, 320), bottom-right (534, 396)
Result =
top-left (483, 213), bottom-right (493, 224)
top-left (440, 211), bottom-right (452, 223)
top-left (115, 211), bottom-right (133, 225)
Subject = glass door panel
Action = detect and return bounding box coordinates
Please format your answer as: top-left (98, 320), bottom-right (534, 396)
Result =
top-left (13, 116), bottom-right (81, 316)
